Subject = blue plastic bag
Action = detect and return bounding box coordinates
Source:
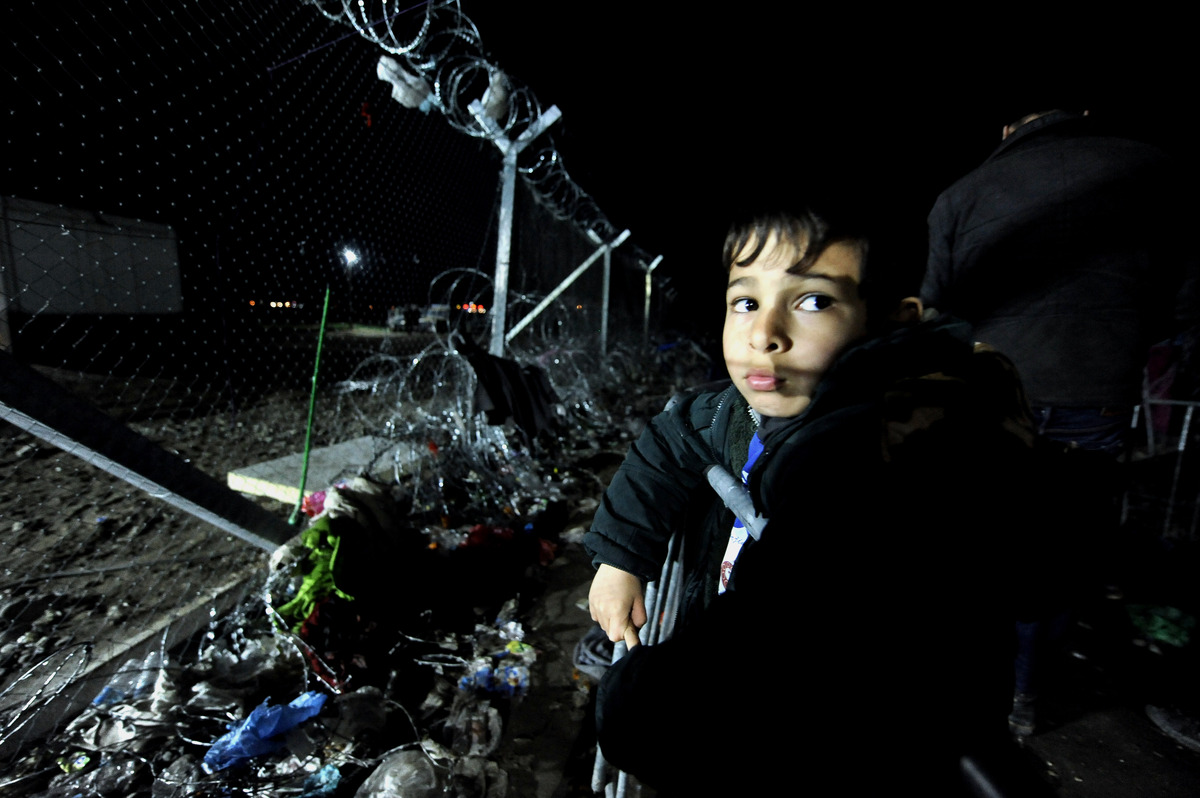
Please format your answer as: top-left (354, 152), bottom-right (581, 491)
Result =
top-left (202, 691), bottom-right (328, 772)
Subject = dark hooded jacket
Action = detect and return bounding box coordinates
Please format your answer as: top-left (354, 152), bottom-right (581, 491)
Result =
top-left (588, 316), bottom-right (1071, 795)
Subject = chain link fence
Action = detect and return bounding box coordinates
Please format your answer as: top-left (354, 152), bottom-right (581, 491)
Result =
top-left (1, 1), bottom-right (690, 785)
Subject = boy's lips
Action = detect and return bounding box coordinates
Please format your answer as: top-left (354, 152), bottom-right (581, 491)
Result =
top-left (744, 370), bottom-right (781, 391)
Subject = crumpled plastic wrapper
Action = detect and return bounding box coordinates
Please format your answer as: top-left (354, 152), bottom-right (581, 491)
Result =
top-left (355, 748), bottom-right (442, 798)
top-left (450, 755), bottom-right (508, 798)
top-left (44, 756), bottom-right (142, 798)
top-left (446, 698), bottom-right (502, 757)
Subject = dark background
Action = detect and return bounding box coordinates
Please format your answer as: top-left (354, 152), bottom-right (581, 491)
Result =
top-left (467, 4), bottom-right (1194, 335)
top-left (4, 2), bottom-right (1192, 350)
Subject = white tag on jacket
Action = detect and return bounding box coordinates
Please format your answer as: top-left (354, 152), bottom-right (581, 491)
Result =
top-left (718, 432), bottom-right (764, 595)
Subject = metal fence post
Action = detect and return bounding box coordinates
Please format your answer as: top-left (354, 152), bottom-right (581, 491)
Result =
top-left (642, 255), bottom-right (663, 345)
top-left (468, 101), bottom-right (562, 356)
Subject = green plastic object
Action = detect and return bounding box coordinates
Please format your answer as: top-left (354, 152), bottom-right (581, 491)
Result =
top-left (290, 285), bottom-right (331, 526)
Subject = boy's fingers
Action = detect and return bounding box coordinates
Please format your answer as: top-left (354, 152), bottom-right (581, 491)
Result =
top-left (623, 624), bottom-right (641, 648)
top-left (630, 596), bottom-right (647, 628)
top-left (601, 613), bottom-right (622, 642)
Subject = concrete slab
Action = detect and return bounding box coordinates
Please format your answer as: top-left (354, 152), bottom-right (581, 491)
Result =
top-left (227, 436), bottom-right (422, 504)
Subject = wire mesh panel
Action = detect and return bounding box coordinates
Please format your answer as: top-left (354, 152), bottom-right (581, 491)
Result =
top-left (1, 1), bottom-right (672, 782)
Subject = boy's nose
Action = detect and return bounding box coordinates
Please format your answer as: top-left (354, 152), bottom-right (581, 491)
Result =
top-left (749, 307), bottom-right (790, 352)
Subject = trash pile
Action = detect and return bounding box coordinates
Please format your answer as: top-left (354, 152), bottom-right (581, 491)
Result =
top-left (9, 467), bottom-right (566, 797)
top-left (4, 334), bottom-right (712, 797)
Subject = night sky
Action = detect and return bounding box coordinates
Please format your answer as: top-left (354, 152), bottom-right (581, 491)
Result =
top-left (465, 3), bottom-right (1194, 319)
top-left (5, 2), bottom-right (1193, 346)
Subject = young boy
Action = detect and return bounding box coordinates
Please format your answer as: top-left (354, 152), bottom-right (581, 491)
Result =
top-left (586, 207), bottom-right (910, 647)
top-left (584, 207), bottom-right (1050, 795)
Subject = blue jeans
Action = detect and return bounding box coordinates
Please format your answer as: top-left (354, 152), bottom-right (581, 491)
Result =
top-left (1030, 406), bottom-right (1132, 456)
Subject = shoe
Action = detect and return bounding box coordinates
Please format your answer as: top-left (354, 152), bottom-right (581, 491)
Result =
top-left (1146, 705), bottom-right (1200, 753)
top-left (573, 624), bottom-right (615, 682)
top-left (1009, 692), bottom-right (1037, 738)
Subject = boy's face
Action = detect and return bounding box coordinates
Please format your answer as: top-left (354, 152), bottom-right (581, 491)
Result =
top-left (722, 233), bottom-right (868, 418)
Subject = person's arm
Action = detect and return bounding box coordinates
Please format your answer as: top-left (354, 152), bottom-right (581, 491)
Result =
top-left (583, 392), bottom-right (721, 644)
top-left (922, 197), bottom-right (956, 313)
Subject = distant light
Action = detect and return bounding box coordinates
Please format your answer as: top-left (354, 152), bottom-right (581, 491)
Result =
top-left (270, 301), bottom-right (277, 308)
top-left (249, 300), bottom-right (255, 306)
top-left (285, 301), bottom-right (291, 308)
top-left (342, 248), bottom-right (359, 266)
top-left (576, 304), bottom-right (582, 310)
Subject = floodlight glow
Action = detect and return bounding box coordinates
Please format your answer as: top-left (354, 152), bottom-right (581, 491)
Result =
top-left (342, 248), bottom-right (359, 266)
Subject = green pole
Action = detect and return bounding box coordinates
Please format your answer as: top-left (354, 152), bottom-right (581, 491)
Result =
top-left (290, 285), bottom-right (332, 526)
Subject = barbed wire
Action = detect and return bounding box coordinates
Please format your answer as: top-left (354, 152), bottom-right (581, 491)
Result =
top-left (301, 0), bottom-right (623, 243)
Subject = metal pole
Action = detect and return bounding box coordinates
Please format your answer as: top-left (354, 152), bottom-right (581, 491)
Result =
top-left (601, 245), bottom-right (611, 356)
top-left (1165, 404), bottom-right (1193, 536)
top-left (0, 196), bottom-right (14, 352)
top-left (489, 149), bottom-right (517, 355)
top-left (504, 229), bottom-right (630, 344)
top-left (468, 101), bottom-right (562, 356)
top-left (642, 255), bottom-right (663, 344)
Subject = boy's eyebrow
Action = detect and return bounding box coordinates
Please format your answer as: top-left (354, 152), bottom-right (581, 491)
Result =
top-left (786, 270), bottom-right (841, 283)
top-left (726, 270), bottom-right (851, 291)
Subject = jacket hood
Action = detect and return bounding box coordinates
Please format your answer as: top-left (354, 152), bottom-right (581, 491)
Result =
top-left (758, 314), bottom-right (974, 446)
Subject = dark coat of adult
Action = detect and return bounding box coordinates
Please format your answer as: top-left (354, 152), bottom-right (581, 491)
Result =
top-left (923, 110), bottom-right (1196, 408)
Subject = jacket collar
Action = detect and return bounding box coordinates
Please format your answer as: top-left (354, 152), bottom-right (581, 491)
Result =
top-left (987, 110), bottom-right (1088, 161)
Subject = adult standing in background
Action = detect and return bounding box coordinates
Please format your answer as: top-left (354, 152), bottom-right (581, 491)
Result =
top-left (922, 108), bottom-right (1199, 737)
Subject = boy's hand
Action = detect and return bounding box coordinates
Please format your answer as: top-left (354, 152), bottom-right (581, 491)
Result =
top-left (589, 564), bottom-right (646, 648)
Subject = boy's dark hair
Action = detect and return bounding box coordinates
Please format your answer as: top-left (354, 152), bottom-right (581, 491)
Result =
top-left (722, 208), bottom-right (859, 275)
top-left (722, 207), bottom-right (898, 327)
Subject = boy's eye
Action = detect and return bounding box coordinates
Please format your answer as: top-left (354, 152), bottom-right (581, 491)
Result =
top-left (797, 293), bottom-right (834, 312)
top-left (731, 298), bottom-right (757, 313)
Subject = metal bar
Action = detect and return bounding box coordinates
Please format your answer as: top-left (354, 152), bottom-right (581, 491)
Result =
top-left (0, 352), bottom-right (294, 550)
top-left (593, 632), bottom-right (631, 795)
top-left (641, 578), bottom-right (661, 645)
top-left (658, 535), bottom-right (686, 643)
top-left (510, 105), bottom-right (562, 155)
top-left (1164, 405), bottom-right (1193, 536)
top-left (591, 743), bottom-right (610, 794)
top-left (1146, 398), bottom-right (1159, 459)
top-left (1122, 406), bottom-right (1141, 526)
top-left (642, 255), bottom-right (662, 344)
top-left (468, 102), bottom-right (561, 356)
top-left (0, 195), bottom-right (14, 352)
top-left (1142, 398), bottom-right (1200, 407)
top-left (601, 245), bottom-right (611, 356)
top-left (504, 229), bottom-right (630, 343)
top-left (489, 149), bottom-right (517, 355)
top-left (2, 405), bottom-right (291, 550)
top-left (643, 529), bottom-right (678, 645)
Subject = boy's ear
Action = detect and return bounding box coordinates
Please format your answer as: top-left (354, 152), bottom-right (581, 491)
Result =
top-left (888, 296), bottom-right (924, 325)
